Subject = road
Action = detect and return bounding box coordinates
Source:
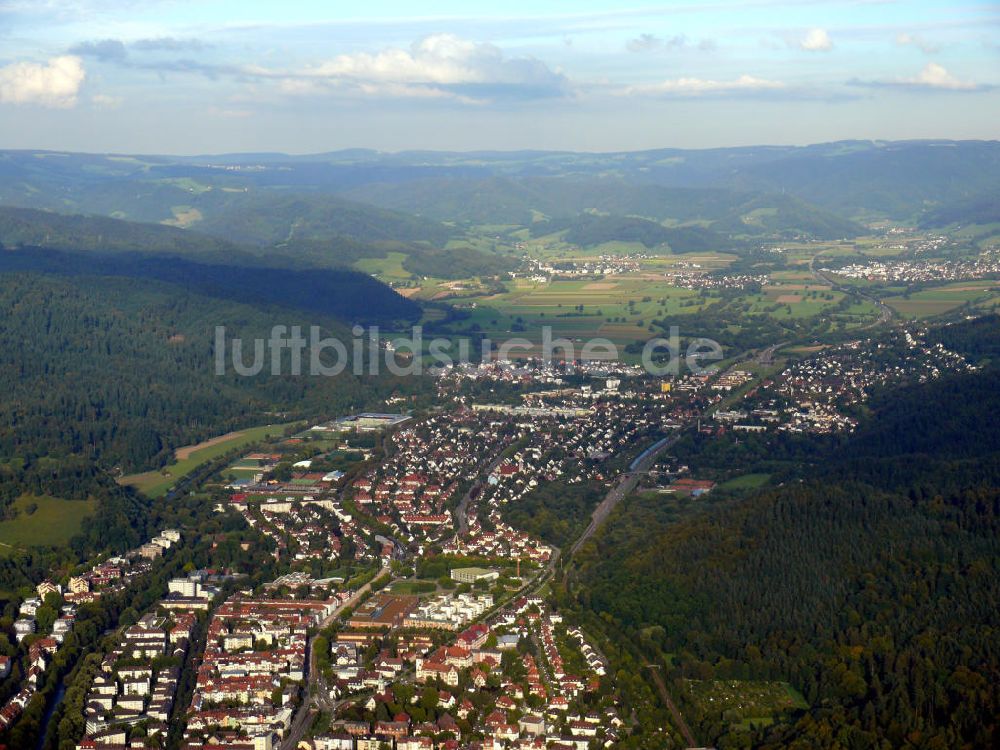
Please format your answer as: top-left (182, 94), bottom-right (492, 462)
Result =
top-left (456, 449), bottom-right (508, 535)
top-left (280, 564), bottom-right (391, 750)
top-left (811, 252), bottom-right (893, 328)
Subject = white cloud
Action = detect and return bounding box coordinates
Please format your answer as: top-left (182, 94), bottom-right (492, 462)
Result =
top-left (902, 62), bottom-right (976, 90)
top-left (851, 62), bottom-right (981, 92)
top-left (0, 55), bottom-right (85, 107)
top-left (90, 92), bottom-right (121, 108)
top-left (627, 74), bottom-right (785, 96)
top-left (297, 33), bottom-right (568, 101)
top-left (896, 33), bottom-right (939, 54)
top-left (799, 28), bottom-right (832, 52)
top-left (626, 33), bottom-right (714, 53)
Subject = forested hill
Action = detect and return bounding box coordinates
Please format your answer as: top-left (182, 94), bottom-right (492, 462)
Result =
top-left (570, 337), bottom-right (1000, 749)
top-left (0, 207), bottom-right (422, 324)
top-left (0, 247), bottom-right (420, 325)
top-left (186, 192), bottom-right (456, 246)
top-left (348, 175), bottom-right (864, 239)
top-left (0, 206), bottom-right (241, 259)
top-left (0, 272), bottom-right (422, 474)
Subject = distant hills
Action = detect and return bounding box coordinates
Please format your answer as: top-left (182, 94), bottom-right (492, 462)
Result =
top-left (353, 175), bottom-right (865, 240)
top-left (0, 140), bottom-right (997, 271)
top-left (0, 207), bottom-right (420, 325)
top-left (531, 214), bottom-right (730, 253)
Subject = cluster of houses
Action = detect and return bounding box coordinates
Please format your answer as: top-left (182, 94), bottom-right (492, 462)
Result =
top-left (436, 359), bottom-right (647, 388)
top-left (517, 255), bottom-right (642, 280)
top-left (65, 529), bottom-right (183, 604)
top-left (309, 606), bottom-right (620, 749)
top-left (746, 328), bottom-right (976, 434)
top-left (825, 247), bottom-right (999, 283)
top-left (2, 531), bottom-right (181, 736)
top-left (671, 271), bottom-right (768, 290)
top-left (404, 593), bottom-right (494, 631)
top-left (182, 597), bottom-right (335, 749)
top-left (76, 608), bottom-right (196, 748)
top-left (0, 632), bottom-right (59, 732)
top-left (349, 412), bottom-right (514, 547)
top-left (230, 492), bottom-right (378, 568)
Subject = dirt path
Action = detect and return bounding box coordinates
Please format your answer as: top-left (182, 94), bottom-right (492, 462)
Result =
top-left (174, 429), bottom-right (250, 460)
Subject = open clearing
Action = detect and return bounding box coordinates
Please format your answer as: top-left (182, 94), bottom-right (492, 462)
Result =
top-left (120, 422), bottom-right (301, 498)
top-left (0, 494), bottom-right (97, 552)
top-left (681, 679), bottom-right (809, 733)
top-left (718, 473), bottom-right (772, 491)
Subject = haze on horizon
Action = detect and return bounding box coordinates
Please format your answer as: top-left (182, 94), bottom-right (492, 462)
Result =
top-left (0, 0), bottom-right (998, 154)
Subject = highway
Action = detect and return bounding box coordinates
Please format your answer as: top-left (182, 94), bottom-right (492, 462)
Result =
top-left (811, 251), bottom-right (894, 328)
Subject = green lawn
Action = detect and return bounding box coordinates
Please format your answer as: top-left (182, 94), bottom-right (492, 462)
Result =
top-left (389, 579), bottom-right (439, 595)
top-left (0, 494), bottom-right (97, 552)
top-left (120, 422), bottom-right (302, 498)
top-left (354, 251), bottom-right (412, 281)
top-left (718, 473), bottom-right (772, 491)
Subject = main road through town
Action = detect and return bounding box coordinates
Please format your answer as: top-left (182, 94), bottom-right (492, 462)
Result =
top-left (280, 563), bottom-right (392, 750)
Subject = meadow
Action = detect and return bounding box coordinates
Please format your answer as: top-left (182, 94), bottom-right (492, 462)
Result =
top-left (0, 494), bottom-right (97, 552)
top-left (120, 422), bottom-right (301, 498)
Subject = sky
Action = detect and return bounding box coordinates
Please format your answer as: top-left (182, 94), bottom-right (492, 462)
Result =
top-left (0, 0), bottom-right (998, 153)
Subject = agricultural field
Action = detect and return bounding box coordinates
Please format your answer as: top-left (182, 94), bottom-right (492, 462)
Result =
top-left (120, 422), bottom-right (301, 498)
top-left (445, 277), bottom-right (722, 347)
top-left (0, 494), bottom-right (97, 552)
top-left (885, 281), bottom-right (1000, 318)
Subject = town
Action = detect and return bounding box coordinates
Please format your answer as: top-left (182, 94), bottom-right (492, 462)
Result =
top-left (0, 316), bottom-right (986, 750)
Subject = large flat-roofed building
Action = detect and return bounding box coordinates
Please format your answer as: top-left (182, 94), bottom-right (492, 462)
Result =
top-left (346, 593), bottom-right (418, 630)
top-left (312, 413), bottom-right (412, 433)
top-left (450, 567), bottom-right (500, 584)
top-left (342, 413), bottom-right (412, 431)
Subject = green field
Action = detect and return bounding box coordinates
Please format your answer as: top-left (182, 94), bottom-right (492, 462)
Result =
top-left (120, 422), bottom-right (301, 498)
top-left (445, 276), bottom-right (722, 348)
top-left (718, 473), bottom-right (772, 491)
top-left (389, 579), bottom-right (439, 595)
top-left (354, 251), bottom-right (412, 281)
top-left (886, 282), bottom-right (1000, 318)
top-left (0, 494), bottom-right (97, 552)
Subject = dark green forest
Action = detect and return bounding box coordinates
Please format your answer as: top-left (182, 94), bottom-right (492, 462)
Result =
top-left (568, 358), bottom-right (1000, 749)
top-left (0, 273), bottom-right (426, 474)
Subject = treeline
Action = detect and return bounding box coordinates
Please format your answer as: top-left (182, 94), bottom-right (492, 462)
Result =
top-left (532, 214), bottom-right (728, 253)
